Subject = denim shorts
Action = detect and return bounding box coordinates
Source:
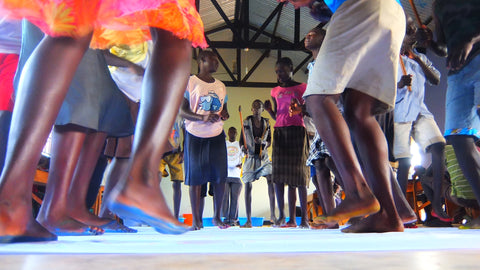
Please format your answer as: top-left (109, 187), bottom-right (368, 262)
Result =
top-left (444, 54), bottom-right (480, 139)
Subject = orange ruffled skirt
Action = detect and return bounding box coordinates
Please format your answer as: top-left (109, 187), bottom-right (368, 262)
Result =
top-left (0, 0), bottom-right (207, 49)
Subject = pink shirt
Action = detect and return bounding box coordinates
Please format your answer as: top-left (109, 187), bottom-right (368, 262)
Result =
top-left (271, 83), bottom-right (306, 128)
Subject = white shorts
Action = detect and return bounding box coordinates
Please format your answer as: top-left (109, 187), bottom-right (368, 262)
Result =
top-left (394, 115), bottom-right (446, 159)
top-left (304, 0), bottom-right (405, 113)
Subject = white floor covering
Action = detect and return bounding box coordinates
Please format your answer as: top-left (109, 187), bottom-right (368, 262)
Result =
top-left (1, 226), bottom-right (480, 269)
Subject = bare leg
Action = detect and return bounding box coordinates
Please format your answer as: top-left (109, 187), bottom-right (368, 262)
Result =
top-left (428, 142), bottom-right (451, 221)
top-left (172, 180), bottom-right (182, 220)
top-left (36, 125), bottom-right (99, 234)
top-left (298, 186), bottom-right (309, 228)
top-left (266, 175), bottom-right (277, 223)
top-left (274, 183), bottom-right (286, 226)
top-left (389, 166), bottom-right (417, 224)
top-left (449, 135), bottom-right (480, 228)
top-left (341, 90), bottom-right (403, 233)
top-left (66, 131), bottom-right (125, 231)
top-left (212, 182), bottom-right (228, 228)
top-left (305, 93), bottom-right (380, 226)
top-left (0, 34), bottom-right (91, 241)
top-left (189, 185), bottom-right (203, 230)
top-left (285, 186), bottom-right (297, 227)
top-left (313, 158), bottom-right (335, 215)
top-left (100, 158), bottom-right (129, 219)
top-left (107, 28), bottom-right (191, 234)
top-left (241, 182), bottom-right (253, 228)
top-left (396, 158), bottom-right (410, 195)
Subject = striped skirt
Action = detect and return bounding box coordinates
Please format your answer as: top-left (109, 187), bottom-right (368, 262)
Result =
top-left (272, 126), bottom-right (309, 187)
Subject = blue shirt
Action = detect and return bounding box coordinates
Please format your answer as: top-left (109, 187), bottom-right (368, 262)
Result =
top-left (394, 52), bottom-right (440, 123)
top-left (324, 0), bottom-right (401, 13)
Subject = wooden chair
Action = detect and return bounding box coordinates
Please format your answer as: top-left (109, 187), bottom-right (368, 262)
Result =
top-left (33, 169), bottom-right (104, 216)
top-left (406, 174), bottom-right (431, 223)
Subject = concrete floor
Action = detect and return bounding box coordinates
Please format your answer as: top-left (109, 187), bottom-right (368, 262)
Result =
top-left (1, 226), bottom-right (480, 269)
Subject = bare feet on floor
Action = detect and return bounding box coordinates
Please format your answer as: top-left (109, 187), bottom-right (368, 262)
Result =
top-left (322, 194), bottom-right (380, 224)
top-left (240, 220), bottom-right (252, 228)
top-left (341, 209), bottom-right (404, 233)
top-left (0, 202), bottom-right (57, 242)
top-left (212, 217), bottom-right (229, 229)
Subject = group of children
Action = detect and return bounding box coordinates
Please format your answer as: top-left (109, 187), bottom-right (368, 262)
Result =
top-left (1, 0), bottom-right (480, 243)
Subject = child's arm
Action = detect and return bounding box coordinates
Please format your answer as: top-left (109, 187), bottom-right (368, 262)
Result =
top-left (410, 51), bottom-right (441, 85)
top-left (264, 98), bottom-right (277, 120)
top-left (179, 98), bottom-right (220, 123)
top-left (102, 49), bottom-right (145, 76)
top-left (220, 103), bottom-right (230, 121)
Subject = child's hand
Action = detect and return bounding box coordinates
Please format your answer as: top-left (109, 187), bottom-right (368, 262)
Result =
top-left (289, 98), bottom-right (303, 116)
top-left (398, 75), bottom-right (413, 89)
top-left (264, 100), bottom-right (273, 111)
top-left (220, 110), bottom-right (230, 121)
top-left (415, 26), bottom-right (433, 48)
top-left (202, 113), bottom-right (220, 123)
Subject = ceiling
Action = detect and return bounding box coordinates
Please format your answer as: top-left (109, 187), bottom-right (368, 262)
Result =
top-left (196, 0), bottom-right (435, 87)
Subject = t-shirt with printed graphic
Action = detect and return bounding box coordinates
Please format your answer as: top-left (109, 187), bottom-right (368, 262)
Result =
top-left (226, 140), bottom-right (242, 178)
top-left (184, 75), bottom-right (228, 138)
top-left (270, 83), bottom-right (306, 128)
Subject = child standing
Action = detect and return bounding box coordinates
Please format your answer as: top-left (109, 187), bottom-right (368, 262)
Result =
top-left (180, 50), bottom-right (229, 230)
top-left (240, 100), bottom-right (276, 227)
top-left (223, 127), bottom-right (243, 226)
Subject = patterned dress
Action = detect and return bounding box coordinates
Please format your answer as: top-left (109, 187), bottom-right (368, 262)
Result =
top-left (0, 0), bottom-right (207, 49)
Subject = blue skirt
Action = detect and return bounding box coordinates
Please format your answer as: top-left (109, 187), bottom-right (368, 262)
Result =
top-left (184, 131), bottom-right (227, 186)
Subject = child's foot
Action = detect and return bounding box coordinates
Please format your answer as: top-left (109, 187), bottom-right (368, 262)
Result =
top-left (109, 177), bottom-right (189, 234)
top-left (341, 209), bottom-right (403, 233)
top-left (322, 194), bottom-right (380, 224)
top-left (281, 220), bottom-right (297, 228)
top-left (212, 218), bottom-right (229, 229)
top-left (274, 216), bottom-right (286, 227)
top-left (298, 220), bottom-right (310, 229)
top-left (241, 220), bottom-right (252, 228)
top-left (37, 213), bottom-right (103, 235)
top-left (0, 207), bottom-right (57, 243)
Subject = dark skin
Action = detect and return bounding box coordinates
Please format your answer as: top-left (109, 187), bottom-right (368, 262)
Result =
top-left (240, 101), bottom-right (276, 227)
top-left (223, 127), bottom-right (242, 225)
top-left (431, 0), bottom-right (480, 228)
top-left (396, 19), bottom-right (449, 221)
top-left (265, 62), bottom-right (309, 229)
top-left (283, 0), bottom-right (401, 233)
top-left (179, 52), bottom-right (229, 230)
top-left (0, 28), bottom-right (192, 241)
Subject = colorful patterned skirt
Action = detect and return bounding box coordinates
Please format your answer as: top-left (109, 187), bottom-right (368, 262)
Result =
top-left (0, 0), bottom-right (207, 49)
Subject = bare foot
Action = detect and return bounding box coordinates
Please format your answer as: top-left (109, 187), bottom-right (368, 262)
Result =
top-left (213, 218), bottom-right (229, 229)
top-left (37, 211), bottom-right (102, 235)
top-left (341, 209), bottom-right (403, 233)
top-left (310, 222), bottom-right (339, 230)
top-left (299, 219), bottom-right (310, 229)
top-left (270, 216), bottom-right (277, 224)
top-left (0, 202), bottom-right (57, 242)
top-left (323, 195), bottom-right (380, 224)
top-left (281, 220), bottom-right (297, 228)
top-left (241, 220), bottom-right (252, 228)
top-left (274, 216), bottom-right (286, 227)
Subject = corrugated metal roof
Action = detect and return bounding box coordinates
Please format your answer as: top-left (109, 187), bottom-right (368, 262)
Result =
top-left (199, 0), bottom-right (435, 43)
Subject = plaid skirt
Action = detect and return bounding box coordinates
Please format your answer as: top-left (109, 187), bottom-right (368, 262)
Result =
top-left (272, 126), bottom-right (309, 187)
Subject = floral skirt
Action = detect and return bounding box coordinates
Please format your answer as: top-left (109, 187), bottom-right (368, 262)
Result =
top-left (0, 0), bottom-right (207, 48)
